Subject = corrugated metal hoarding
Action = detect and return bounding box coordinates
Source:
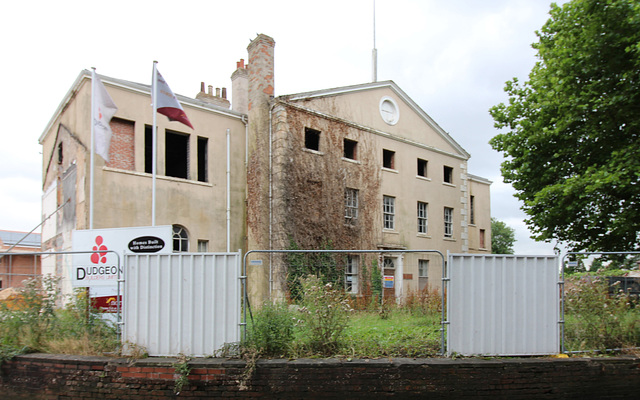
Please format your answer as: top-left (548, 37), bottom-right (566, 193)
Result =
top-left (122, 253), bottom-right (241, 357)
top-left (447, 254), bottom-right (559, 356)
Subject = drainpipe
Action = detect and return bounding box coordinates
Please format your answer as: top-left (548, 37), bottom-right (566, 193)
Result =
top-left (226, 128), bottom-right (231, 253)
top-left (268, 103), bottom-right (275, 298)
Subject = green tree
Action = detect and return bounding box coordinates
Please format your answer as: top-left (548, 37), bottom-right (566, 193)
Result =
top-left (489, 0), bottom-right (640, 252)
top-left (491, 218), bottom-right (516, 254)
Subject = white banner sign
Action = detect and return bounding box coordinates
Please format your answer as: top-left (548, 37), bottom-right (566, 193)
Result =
top-left (71, 226), bottom-right (172, 288)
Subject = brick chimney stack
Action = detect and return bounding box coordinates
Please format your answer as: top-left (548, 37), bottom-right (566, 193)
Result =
top-left (195, 82), bottom-right (230, 109)
top-left (245, 34), bottom-right (275, 303)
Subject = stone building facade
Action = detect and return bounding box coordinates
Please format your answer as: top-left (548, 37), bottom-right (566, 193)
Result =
top-left (40, 33), bottom-right (491, 304)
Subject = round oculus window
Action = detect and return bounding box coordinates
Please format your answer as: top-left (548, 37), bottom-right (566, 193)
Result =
top-left (379, 96), bottom-right (399, 125)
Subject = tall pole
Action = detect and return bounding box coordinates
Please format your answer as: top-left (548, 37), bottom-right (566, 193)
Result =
top-left (372, 0), bottom-right (378, 82)
top-left (152, 61), bottom-right (158, 226)
top-left (90, 68), bottom-right (97, 229)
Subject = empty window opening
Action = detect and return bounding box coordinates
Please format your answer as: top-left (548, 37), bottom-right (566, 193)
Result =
top-left (305, 127), bottom-right (321, 151)
top-left (418, 201), bottom-right (428, 234)
top-left (383, 149), bottom-right (395, 169)
top-left (197, 136), bottom-right (208, 183)
top-left (383, 195), bottom-right (395, 230)
top-left (345, 188), bottom-right (359, 225)
top-left (344, 138), bottom-right (358, 160)
top-left (444, 166), bottom-right (454, 184)
top-left (166, 130), bottom-right (189, 179)
top-left (57, 142), bottom-right (63, 164)
top-left (480, 229), bottom-right (486, 249)
top-left (173, 225), bottom-right (189, 252)
top-left (417, 158), bottom-right (428, 177)
top-left (145, 125), bottom-right (153, 174)
top-left (345, 255), bottom-right (359, 294)
top-left (444, 207), bottom-right (454, 238)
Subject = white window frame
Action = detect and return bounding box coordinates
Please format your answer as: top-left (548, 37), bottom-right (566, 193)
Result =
top-left (173, 225), bottom-right (189, 252)
top-left (383, 195), bottom-right (395, 230)
top-left (417, 201), bottom-right (428, 234)
top-left (418, 259), bottom-right (429, 278)
top-left (345, 188), bottom-right (359, 225)
top-left (345, 255), bottom-right (359, 294)
top-left (444, 207), bottom-right (453, 238)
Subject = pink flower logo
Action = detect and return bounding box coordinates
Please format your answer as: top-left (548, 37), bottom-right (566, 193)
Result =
top-left (91, 236), bottom-right (108, 264)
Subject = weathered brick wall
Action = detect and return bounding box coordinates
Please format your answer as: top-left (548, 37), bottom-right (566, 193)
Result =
top-left (1, 354), bottom-right (639, 399)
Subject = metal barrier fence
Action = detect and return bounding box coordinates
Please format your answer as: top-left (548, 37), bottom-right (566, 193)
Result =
top-left (561, 251), bottom-right (640, 354)
top-left (0, 253), bottom-right (41, 289)
top-left (446, 254), bottom-right (560, 356)
top-left (243, 249), bottom-right (446, 354)
top-left (122, 252), bottom-right (241, 357)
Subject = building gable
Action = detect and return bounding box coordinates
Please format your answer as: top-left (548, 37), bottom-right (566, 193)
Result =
top-left (281, 81), bottom-right (470, 160)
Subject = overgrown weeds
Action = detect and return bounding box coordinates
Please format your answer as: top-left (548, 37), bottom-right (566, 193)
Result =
top-left (0, 276), bottom-right (119, 362)
top-left (564, 276), bottom-right (640, 352)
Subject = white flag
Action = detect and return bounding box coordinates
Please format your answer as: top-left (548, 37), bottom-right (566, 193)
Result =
top-left (93, 74), bottom-right (118, 161)
top-left (152, 66), bottom-right (193, 129)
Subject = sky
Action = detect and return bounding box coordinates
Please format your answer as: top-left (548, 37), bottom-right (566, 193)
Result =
top-left (0, 0), bottom-right (566, 255)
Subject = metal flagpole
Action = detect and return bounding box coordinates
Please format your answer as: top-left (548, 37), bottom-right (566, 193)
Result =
top-left (152, 61), bottom-right (158, 226)
top-left (90, 68), bottom-right (97, 229)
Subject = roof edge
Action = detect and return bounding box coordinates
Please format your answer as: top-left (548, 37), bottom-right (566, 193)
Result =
top-left (280, 81), bottom-right (470, 159)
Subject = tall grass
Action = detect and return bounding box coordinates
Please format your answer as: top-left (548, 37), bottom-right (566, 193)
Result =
top-left (0, 276), bottom-right (119, 361)
top-left (564, 276), bottom-right (640, 353)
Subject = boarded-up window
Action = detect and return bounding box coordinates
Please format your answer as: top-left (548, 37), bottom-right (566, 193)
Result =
top-left (107, 118), bottom-right (135, 170)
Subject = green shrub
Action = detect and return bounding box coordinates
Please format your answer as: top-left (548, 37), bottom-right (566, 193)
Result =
top-left (245, 301), bottom-right (296, 357)
top-left (297, 275), bottom-right (352, 354)
top-left (564, 277), bottom-right (640, 352)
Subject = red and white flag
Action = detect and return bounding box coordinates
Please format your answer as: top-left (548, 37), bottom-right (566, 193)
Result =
top-left (153, 67), bottom-right (193, 129)
top-left (92, 73), bottom-right (118, 161)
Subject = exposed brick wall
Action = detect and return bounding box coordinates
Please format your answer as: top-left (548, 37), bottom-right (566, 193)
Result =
top-left (1, 354), bottom-right (639, 399)
top-left (106, 118), bottom-right (135, 171)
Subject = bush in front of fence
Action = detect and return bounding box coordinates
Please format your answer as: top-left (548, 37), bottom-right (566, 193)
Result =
top-left (564, 276), bottom-right (640, 352)
top-left (0, 276), bottom-right (119, 361)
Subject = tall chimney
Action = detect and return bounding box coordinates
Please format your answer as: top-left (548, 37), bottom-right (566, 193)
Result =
top-left (245, 34), bottom-right (275, 303)
top-left (231, 58), bottom-right (249, 114)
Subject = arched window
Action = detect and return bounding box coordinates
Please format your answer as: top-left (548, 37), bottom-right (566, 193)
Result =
top-left (172, 225), bottom-right (189, 252)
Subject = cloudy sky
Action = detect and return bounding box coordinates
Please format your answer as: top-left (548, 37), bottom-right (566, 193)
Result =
top-left (0, 0), bottom-right (565, 254)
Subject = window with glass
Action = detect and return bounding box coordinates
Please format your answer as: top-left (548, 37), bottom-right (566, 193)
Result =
top-left (345, 255), bottom-right (359, 293)
top-left (383, 195), bottom-right (395, 230)
top-left (173, 225), bottom-right (189, 252)
top-left (444, 207), bottom-right (453, 238)
top-left (345, 188), bottom-right (359, 225)
top-left (417, 201), bottom-right (428, 234)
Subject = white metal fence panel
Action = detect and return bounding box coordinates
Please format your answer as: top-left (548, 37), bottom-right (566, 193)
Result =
top-left (123, 253), bottom-right (241, 357)
top-left (447, 254), bottom-right (559, 356)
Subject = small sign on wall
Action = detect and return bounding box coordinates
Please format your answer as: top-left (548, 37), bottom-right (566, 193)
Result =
top-left (383, 275), bottom-right (394, 288)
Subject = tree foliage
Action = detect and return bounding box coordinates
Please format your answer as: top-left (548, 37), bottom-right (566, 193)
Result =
top-left (489, 0), bottom-right (640, 252)
top-left (491, 218), bottom-right (516, 254)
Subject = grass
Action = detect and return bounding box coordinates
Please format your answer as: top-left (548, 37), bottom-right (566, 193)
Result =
top-left (341, 310), bottom-right (442, 358)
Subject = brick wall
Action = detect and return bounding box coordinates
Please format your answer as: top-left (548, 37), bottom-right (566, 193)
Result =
top-left (106, 118), bottom-right (135, 171)
top-left (1, 353), bottom-right (639, 399)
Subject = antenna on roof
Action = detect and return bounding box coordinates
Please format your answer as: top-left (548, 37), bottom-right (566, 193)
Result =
top-left (372, 0), bottom-right (378, 82)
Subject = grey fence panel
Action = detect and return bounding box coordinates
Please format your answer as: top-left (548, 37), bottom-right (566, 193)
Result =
top-left (123, 253), bottom-right (241, 357)
top-left (447, 254), bottom-right (560, 356)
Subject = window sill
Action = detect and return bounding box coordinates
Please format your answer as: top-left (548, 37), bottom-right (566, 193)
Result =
top-left (383, 229), bottom-right (399, 235)
top-left (342, 157), bottom-right (360, 164)
top-left (416, 176), bottom-right (431, 182)
top-left (442, 182), bottom-right (456, 188)
top-left (382, 167), bottom-right (398, 174)
top-left (104, 167), bottom-right (213, 187)
top-left (417, 233), bottom-right (432, 239)
top-left (303, 148), bottom-right (324, 156)
top-left (443, 237), bottom-right (456, 242)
